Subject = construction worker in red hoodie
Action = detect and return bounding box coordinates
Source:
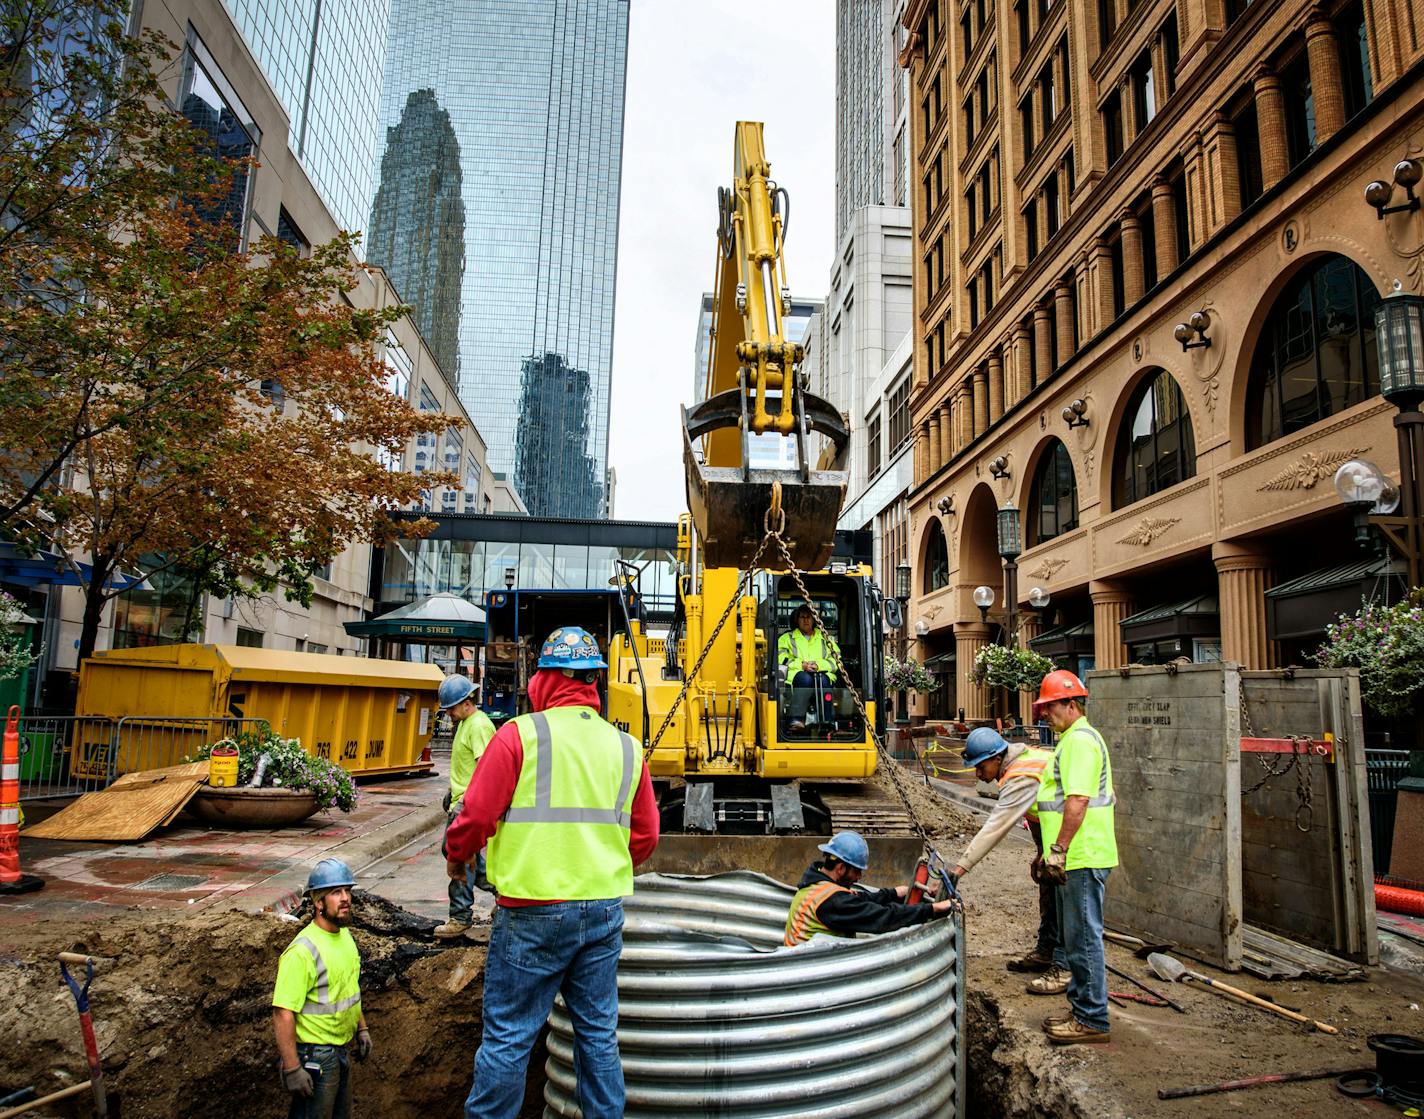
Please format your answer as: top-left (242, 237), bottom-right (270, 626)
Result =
top-left (446, 626), bottom-right (659, 1119)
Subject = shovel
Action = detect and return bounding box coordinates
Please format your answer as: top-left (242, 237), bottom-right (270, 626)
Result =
top-left (1147, 952), bottom-right (1338, 1034)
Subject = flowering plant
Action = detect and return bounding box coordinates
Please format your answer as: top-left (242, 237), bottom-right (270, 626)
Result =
top-left (973, 644), bottom-right (1055, 693)
top-left (190, 730), bottom-right (358, 813)
top-left (0, 592), bottom-right (34, 681)
top-left (1315, 590), bottom-right (1424, 718)
top-left (884, 655), bottom-right (936, 693)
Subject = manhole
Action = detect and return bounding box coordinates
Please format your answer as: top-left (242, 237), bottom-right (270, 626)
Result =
top-left (130, 873), bottom-right (209, 891)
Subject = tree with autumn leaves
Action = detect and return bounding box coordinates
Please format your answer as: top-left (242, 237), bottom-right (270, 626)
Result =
top-left (0, 1), bottom-right (454, 663)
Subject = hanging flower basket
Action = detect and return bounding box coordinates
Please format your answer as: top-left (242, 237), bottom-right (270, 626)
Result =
top-left (1316, 590), bottom-right (1424, 719)
top-left (884, 655), bottom-right (936, 693)
top-left (972, 645), bottom-right (1055, 693)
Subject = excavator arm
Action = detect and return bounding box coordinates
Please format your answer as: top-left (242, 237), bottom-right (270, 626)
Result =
top-left (684, 122), bottom-right (849, 571)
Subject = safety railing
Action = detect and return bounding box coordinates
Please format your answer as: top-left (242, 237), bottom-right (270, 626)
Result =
top-left (15, 714), bottom-right (271, 802)
top-left (1366, 748), bottom-right (1412, 876)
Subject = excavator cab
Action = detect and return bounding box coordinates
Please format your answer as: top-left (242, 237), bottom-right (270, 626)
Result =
top-left (768, 583), bottom-right (865, 742)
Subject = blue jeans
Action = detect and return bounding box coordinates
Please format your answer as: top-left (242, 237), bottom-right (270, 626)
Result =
top-left (449, 851), bottom-right (488, 923)
top-left (1055, 867), bottom-right (1111, 1032)
top-left (790, 671), bottom-right (833, 721)
top-left (287, 1043), bottom-right (350, 1119)
top-left (464, 899), bottom-right (625, 1119)
top-left (1036, 872), bottom-right (1061, 960)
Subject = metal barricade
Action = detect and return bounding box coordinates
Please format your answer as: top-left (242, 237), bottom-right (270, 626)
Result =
top-left (16, 714), bottom-right (270, 801)
top-left (1366, 748), bottom-right (1411, 876)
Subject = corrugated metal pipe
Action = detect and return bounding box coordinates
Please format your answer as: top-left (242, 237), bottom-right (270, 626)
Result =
top-left (542, 871), bottom-right (966, 1119)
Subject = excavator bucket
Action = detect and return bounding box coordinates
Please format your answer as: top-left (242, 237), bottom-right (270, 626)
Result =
top-left (683, 389), bottom-right (850, 571)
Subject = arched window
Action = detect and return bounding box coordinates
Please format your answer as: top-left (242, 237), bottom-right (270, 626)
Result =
top-left (923, 519), bottom-right (949, 592)
top-left (1246, 255), bottom-right (1380, 449)
top-left (1113, 370), bottom-right (1196, 508)
top-left (1028, 439), bottom-right (1078, 546)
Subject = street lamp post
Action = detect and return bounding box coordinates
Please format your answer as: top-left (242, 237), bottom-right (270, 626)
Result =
top-left (1372, 291), bottom-right (1424, 587)
top-left (894, 561), bottom-right (912, 724)
top-left (997, 504), bottom-right (1023, 648)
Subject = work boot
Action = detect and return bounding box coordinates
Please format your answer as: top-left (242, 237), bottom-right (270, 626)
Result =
top-left (1041, 1012), bottom-right (1072, 1031)
top-left (1006, 949), bottom-right (1054, 973)
top-left (1044, 1018), bottom-right (1110, 1045)
top-left (434, 918), bottom-right (471, 939)
top-left (1025, 965), bottom-right (1070, 995)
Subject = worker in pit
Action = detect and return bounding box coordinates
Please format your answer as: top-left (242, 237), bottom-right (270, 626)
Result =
top-left (777, 603), bottom-right (841, 731)
top-left (947, 727), bottom-right (1065, 992)
top-left (446, 626), bottom-right (660, 1119)
top-left (436, 674), bottom-right (497, 940)
top-left (1033, 670), bottom-right (1118, 1046)
top-left (272, 858), bottom-right (370, 1119)
top-left (784, 830), bottom-right (955, 946)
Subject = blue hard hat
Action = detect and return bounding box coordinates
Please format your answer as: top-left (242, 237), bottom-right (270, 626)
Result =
top-left (438, 674), bottom-right (476, 710)
top-left (537, 626), bottom-right (608, 670)
top-left (963, 726), bottom-right (1010, 767)
top-left (817, 830), bottom-right (869, 871)
top-left (306, 857), bottom-right (355, 895)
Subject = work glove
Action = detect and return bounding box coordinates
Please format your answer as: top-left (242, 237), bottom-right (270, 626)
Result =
top-left (1030, 854), bottom-right (1044, 883)
top-left (1042, 845), bottom-right (1068, 886)
top-left (281, 1066), bottom-right (314, 1097)
top-left (355, 1028), bottom-right (372, 1062)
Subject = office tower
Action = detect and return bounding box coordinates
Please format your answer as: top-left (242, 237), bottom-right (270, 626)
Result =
top-left (836, 0), bottom-right (907, 243)
top-left (373, 0), bottom-right (629, 518)
top-left (367, 89), bottom-right (465, 378)
top-left (223, 0), bottom-right (391, 235)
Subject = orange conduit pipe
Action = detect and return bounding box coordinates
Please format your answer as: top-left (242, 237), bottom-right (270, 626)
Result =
top-left (1376, 883), bottom-right (1424, 917)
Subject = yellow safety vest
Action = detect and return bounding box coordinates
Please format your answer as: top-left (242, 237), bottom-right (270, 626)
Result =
top-left (777, 629), bottom-right (839, 684)
top-left (486, 706), bottom-right (641, 900)
top-left (1037, 717), bottom-right (1118, 871)
top-left (1001, 745), bottom-right (1054, 822)
top-left (276, 923), bottom-right (362, 1045)
top-left (783, 880), bottom-right (852, 946)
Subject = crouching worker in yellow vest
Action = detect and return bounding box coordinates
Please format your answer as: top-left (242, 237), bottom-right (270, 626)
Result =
top-left (272, 858), bottom-right (369, 1119)
top-left (784, 830), bottom-right (956, 946)
top-left (948, 727), bottom-right (1065, 993)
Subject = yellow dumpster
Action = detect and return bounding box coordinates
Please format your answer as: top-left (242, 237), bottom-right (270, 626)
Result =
top-left (74, 645), bottom-right (442, 779)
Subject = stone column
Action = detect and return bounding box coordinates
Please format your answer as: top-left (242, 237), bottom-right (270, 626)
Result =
top-left (1151, 32), bottom-right (1171, 104)
top-left (1252, 66), bottom-right (1290, 189)
top-left (1202, 113), bottom-right (1242, 232)
top-left (1091, 237), bottom-right (1116, 330)
top-left (957, 385), bottom-right (971, 449)
top-left (1011, 322), bottom-right (1031, 403)
top-left (1120, 209), bottom-right (1145, 306)
top-left (955, 621), bottom-right (993, 721)
top-left (1074, 254), bottom-right (1092, 347)
top-left (1054, 282), bottom-right (1075, 366)
top-left (1033, 303), bottom-right (1053, 383)
top-left (972, 367), bottom-right (989, 437)
top-left (916, 422), bottom-right (929, 482)
top-left (1213, 542), bottom-right (1276, 669)
top-left (928, 409), bottom-right (943, 475)
top-left (1090, 580), bottom-right (1134, 670)
top-left (987, 349), bottom-right (1005, 422)
top-left (1151, 176), bottom-right (1179, 276)
top-left (942, 400), bottom-right (956, 459)
top-left (1305, 10), bottom-right (1346, 143)
top-left (1120, 77), bottom-right (1138, 145)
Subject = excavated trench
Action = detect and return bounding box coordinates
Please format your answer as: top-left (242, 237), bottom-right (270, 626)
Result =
top-left (0, 886), bottom-right (1065, 1118)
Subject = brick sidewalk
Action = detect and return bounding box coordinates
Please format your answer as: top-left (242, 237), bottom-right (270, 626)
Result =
top-left (2, 767), bottom-right (448, 924)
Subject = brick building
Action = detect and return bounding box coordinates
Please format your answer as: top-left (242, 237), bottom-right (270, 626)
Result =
top-left (898, 0), bottom-right (1423, 720)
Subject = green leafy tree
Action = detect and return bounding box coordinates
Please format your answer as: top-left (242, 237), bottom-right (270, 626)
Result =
top-left (0, 2), bottom-right (454, 662)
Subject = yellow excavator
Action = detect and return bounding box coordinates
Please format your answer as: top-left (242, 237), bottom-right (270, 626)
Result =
top-left (606, 123), bottom-right (923, 883)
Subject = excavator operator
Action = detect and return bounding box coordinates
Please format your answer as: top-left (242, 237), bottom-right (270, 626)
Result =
top-left (777, 604), bottom-right (840, 731)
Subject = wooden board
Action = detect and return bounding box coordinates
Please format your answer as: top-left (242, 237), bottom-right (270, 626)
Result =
top-left (23, 761), bottom-right (210, 842)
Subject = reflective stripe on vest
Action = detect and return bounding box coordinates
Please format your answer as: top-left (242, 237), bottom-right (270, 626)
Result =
top-left (1002, 746), bottom-right (1053, 820)
top-left (293, 936), bottom-right (362, 1017)
top-left (502, 712), bottom-right (636, 828)
top-left (784, 880), bottom-right (850, 946)
top-left (1038, 726), bottom-right (1116, 813)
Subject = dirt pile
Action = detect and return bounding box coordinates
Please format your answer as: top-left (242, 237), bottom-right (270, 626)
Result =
top-left (868, 759), bottom-right (981, 842)
top-left (0, 893), bottom-right (536, 1118)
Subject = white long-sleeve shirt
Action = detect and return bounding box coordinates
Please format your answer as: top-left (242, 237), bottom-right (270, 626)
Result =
top-left (955, 742), bottom-right (1042, 874)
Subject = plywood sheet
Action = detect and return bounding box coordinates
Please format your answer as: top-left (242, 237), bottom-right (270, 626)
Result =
top-left (24, 761), bottom-right (210, 842)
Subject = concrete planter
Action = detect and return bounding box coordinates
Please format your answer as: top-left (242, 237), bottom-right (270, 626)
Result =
top-left (188, 785), bottom-right (320, 829)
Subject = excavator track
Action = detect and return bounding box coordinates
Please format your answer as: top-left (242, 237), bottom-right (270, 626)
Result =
top-left (821, 793), bottom-right (918, 839)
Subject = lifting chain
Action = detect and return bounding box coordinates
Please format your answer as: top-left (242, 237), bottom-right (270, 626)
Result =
top-left (1239, 686), bottom-right (1315, 833)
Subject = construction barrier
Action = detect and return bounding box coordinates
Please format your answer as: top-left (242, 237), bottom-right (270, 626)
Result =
top-left (1366, 748), bottom-right (1412, 877)
top-left (76, 644), bottom-right (442, 778)
top-left (0, 706), bottom-right (43, 893)
top-left (14, 714), bottom-right (269, 801)
top-left (543, 871), bottom-right (966, 1119)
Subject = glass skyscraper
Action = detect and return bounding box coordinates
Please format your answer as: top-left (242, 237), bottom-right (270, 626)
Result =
top-left (372, 0), bottom-right (628, 519)
top-left (222, 0), bottom-right (391, 235)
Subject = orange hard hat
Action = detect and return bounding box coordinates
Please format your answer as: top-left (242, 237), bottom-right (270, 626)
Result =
top-left (1033, 669), bottom-right (1089, 718)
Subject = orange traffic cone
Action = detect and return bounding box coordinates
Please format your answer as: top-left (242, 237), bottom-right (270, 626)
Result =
top-left (0, 705), bottom-right (44, 894)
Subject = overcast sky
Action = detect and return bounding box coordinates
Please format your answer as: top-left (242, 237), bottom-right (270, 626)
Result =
top-left (607, 0), bottom-right (836, 522)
